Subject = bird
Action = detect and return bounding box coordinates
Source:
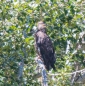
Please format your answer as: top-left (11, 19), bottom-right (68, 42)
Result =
top-left (34, 21), bottom-right (56, 71)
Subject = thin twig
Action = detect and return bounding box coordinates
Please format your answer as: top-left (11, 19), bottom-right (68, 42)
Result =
top-left (71, 65), bottom-right (78, 85)
top-left (48, 69), bottom-right (85, 76)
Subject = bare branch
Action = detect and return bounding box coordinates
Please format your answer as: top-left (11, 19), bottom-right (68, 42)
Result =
top-left (48, 69), bottom-right (85, 76)
top-left (18, 57), bottom-right (24, 80)
top-left (71, 64), bottom-right (78, 85)
top-left (35, 57), bottom-right (48, 86)
top-left (66, 40), bottom-right (70, 54)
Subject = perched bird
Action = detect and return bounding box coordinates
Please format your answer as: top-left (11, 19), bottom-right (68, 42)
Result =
top-left (34, 21), bottom-right (56, 71)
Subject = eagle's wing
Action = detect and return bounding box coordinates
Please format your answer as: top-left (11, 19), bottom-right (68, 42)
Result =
top-left (35, 31), bottom-right (56, 71)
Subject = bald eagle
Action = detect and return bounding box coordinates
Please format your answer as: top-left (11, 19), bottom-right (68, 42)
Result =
top-left (34, 21), bottom-right (56, 71)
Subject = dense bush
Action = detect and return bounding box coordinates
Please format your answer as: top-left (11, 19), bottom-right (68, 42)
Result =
top-left (0, 0), bottom-right (85, 86)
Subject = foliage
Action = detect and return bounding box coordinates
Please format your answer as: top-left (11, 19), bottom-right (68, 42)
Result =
top-left (0, 0), bottom-right (85, 86)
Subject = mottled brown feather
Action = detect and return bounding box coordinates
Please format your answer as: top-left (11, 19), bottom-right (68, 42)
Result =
top-left (34, 21), bottom-right (56, 71)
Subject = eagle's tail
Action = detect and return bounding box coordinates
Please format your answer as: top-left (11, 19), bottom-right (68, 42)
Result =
top-left (45, 61), bottom-right (56, 71)
top-left (50, 55), bottom-right (56, 71)
top-left (51, 64), bottom-right (56, 71)
top-left (41, 54), bottom-right (56, 71)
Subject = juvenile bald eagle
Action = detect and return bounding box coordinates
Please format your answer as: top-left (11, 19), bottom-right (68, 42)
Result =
top-left (34, 21), bottom-right (56, 71)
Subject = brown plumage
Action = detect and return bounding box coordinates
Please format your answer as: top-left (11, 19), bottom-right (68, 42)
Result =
top-left (35, 21), bottom-right (56, 71)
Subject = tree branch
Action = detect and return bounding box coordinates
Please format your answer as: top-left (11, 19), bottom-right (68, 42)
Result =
top-left (35, 57), bottom-right (48, 86)
top-left (18, 56), bottom-right (24, 80)
top-left (48, 69), bottom-right (85, 76)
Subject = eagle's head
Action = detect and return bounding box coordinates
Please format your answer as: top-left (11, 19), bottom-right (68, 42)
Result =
top-left (30, 21), bottom-right (47, 35)
top-left (37, 21), bottom-right (46, 32)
